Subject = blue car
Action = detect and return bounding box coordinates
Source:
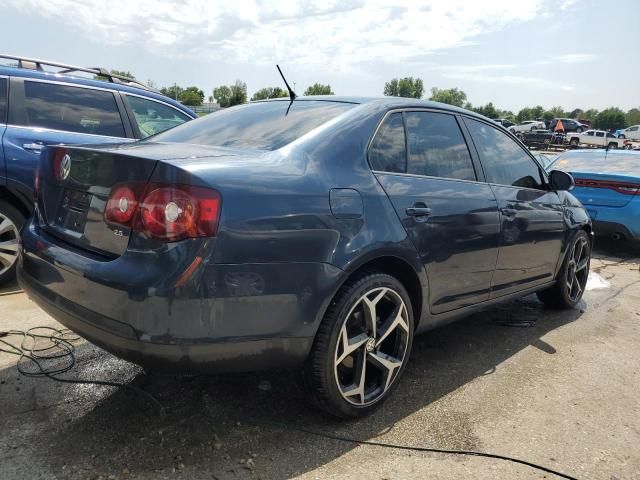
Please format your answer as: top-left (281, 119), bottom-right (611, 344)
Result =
top-left (18, 97), bottom-right (591, 417)
top-left (548, 149), bottom-right (640, 241)
top-left (0, 55), bottom-right (196, 284)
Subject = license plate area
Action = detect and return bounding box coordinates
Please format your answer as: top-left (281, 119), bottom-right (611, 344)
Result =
top-left (55, 189), bottom-right (93, 234)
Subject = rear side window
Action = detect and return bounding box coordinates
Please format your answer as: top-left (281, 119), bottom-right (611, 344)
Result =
top-left (0, 78), bottom-right (7, 124)
top-left (369, 113), bottom-right (406, 173)
top-left (127, 95), bottom-right (190, 138)
top-left (465, 118), bottom-right (544, 189)
top-left (20, 81), bottom-right (126, 137)
top-left (405, 112), bottom-right (476, 181)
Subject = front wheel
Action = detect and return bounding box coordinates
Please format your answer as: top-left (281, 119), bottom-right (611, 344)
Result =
top-left (537, 230), bottom-right (591, 309)
top-left (301, 273), bottom-right (414, 418)
top-left (618, 134), bottom-right (626, 139)
top-left (607, 142), bottom-right (618, 149)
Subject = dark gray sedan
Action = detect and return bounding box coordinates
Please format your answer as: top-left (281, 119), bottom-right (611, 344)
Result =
top-left (19, 97), bottom-right (591, 417)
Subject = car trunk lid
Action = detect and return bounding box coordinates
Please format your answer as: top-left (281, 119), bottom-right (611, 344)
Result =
top-left (570, 172), bottom-right (640, 208)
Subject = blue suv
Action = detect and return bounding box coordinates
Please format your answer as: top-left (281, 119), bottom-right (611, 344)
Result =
top-left (0, 55), bottom-right (196, 284)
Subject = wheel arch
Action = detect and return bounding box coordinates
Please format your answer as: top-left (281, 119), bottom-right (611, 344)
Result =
top-left (319, 252), bottom-right (427, 333)
top-left (0, 186), bottom-right (31, 219)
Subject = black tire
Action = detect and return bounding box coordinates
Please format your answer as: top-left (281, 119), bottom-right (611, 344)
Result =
top-left (570, 137), bottom-right (579, 146)
top-left (607, 142), bottom-right (617, 150)
top-left (576, 127), bottom-right (583, 133)
top-left (618, 134), bottom-right (626, 139)
top-left (0, 200), bottom-right (25, 285)
top-left (537, 230), bottom-right (591, 309)
top-left (301, 272), bottom-right (415, 418)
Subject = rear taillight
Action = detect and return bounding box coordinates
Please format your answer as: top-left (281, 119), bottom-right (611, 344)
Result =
top-left (104, 183), bottom-right (221, 242)
top-left (575, 178), bottom-right (640, 195)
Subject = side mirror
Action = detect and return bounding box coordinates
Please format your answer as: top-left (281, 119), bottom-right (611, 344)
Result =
top-left (549, 170), bottom-right (575, 191)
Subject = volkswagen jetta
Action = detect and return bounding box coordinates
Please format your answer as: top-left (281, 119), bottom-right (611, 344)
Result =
top-left (18, 97), bottom-right (592, 418)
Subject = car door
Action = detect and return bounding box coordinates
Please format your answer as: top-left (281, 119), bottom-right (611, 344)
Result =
top-left (463, 117), bottom-right (565, 297)
top-left (2, 77), bottom-right (134, 206)
top-left (371, 110), bottom-right (501, 313)
top-left (122, 93), bottom-right (192, 139)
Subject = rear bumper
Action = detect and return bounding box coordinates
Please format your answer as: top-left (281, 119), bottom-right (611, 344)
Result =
top-left (18, 219), bottom-right (342, 372)
top-left (592, 220), bottom-right (639, 240)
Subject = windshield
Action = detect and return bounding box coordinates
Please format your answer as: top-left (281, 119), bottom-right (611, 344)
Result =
top-left (549, 151), bottom-right (640, 176)
top-left (150, 100), bottom-right (356, 150)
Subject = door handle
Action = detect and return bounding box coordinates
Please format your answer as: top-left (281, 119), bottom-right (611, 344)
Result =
top-left (23, 142), bottom-right (43, 152)
top-left (501, 208), bottom-right (517, 217)
top-left (406, 206), bottom-right (432, 217)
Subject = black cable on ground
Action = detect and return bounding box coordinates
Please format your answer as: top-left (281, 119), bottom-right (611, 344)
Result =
top-left (0, 326), bottom-right (165, 416)
top-left (245, 418), bottom-right (578, 480)
top-left (0, 289), bottom-right (24, 297)
top-left (1, 328), bottom-right (577, 479)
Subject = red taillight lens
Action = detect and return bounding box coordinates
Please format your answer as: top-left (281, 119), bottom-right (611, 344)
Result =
top-left (104, 183), bottom-right (221, 241)
top-left (575, 178), bottom-right (640, 195)
top-left (104, 185), bottom-right (138, 225)
top-left (53, 148), bottom-right (68, 181)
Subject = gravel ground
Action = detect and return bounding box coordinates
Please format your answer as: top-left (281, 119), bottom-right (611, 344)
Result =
top-left (1, 239), bottom-right (639, 480)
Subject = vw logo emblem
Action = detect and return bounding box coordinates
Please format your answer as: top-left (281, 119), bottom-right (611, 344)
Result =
top-left (60, 154), bottom-right (71, 180)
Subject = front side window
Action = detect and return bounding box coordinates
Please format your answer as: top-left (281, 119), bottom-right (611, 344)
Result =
top-left (0, 78), bottom-right (7, 124)
top-left (596, 131), bottom-right (604, 137)
top-left (405, 112), bottom-right (475, 181)
top-left (586, 131), bottom-right (594, 136)
top-left (127, 95), bottom-right (191, 138)
top-left (465, 117), bottom-right (544, 189)
top-left (21, 81), bottom-right (126, 137)
top-left (368, 112), bottom-right (406, 173)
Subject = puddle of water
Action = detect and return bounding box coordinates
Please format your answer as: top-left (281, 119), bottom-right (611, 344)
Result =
top-left (586, 272), bottom-right (611, 291)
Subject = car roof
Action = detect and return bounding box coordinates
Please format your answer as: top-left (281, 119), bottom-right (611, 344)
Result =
top-left (550, 149), bottom-right (640, 177)
top-left (253, 95), bottom-right (492, 121)
top-left (0, 64), bottom-right (196, 117)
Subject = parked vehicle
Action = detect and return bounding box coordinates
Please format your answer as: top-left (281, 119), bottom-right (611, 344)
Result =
top-left (549, 118), bottom-right (589, 133)
top-left (0, 55), bottom-right (196, 284)
top-left (493, 118), bottom-right (515, 128)
top-left (548, 150), bottom-right (640, 241)
top-left (19, 97), bottom-right (592, 418)
top-left (567, 130), bottom-right (625, 149)
top-left (616, 125), bottom-right (640, 140)
top-left (509, 120), bottom-right (546, 134)
top-left (521, 129), bottom-right (565, 149)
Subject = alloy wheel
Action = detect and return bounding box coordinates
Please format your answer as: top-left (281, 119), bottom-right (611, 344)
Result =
top-left (334, 287), bottom-right (410, 406)
top-left (0, 212), bottom-right (20, 276)
top-left (566, 236), bottom-right (589, 303)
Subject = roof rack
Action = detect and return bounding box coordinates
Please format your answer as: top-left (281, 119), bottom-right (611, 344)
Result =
top-left (0, 54), bottom-right (157, 93)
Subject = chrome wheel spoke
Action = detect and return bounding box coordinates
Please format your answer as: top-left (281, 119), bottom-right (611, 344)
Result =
top-left (0, 217), bottom-right (16, 236)
top-left (576, 257), bottom-right (589, 272)
top-left (362, 288), bottom-right (387, 338)
top-left (376, 303), bottom-right (409, 348)
top-left (368, 351), bottom-right (403, 391)
top-left (335, 326), bottom-right (369, 366)
top-left (340, 350), bottom-right (367, 404)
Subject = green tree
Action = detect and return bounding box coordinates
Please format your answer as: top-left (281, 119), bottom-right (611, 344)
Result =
top-left (93, 69), bottom-right (135, 82)
top-left (594, 107), bottom-right (627, 131)
top-left (251, 87), bottom-right (288, 101)
top-left (429, 87), bottom-right (467, 107)
top-left (582, 108), bottom-right (599, 122)
top-left (516, 106), bottom-right (545, 122)
top-left (180, 86), bottom-right (205, 106)
top-left (229, 80), bottom-right (248, 106)
top-left (213, 85), bottom-right (232, 107)
top-left (626, 108), bottom-right (640, 125)
top-left (160, 85), bottom-right (183, 101)
top-left (384, 77), bottom-right (424, 98)
top-left (542, 106), bottom-right (566, 122)
top-left (472, 102), bottom-right (499, 119)
top-left (304, 83), bottom-right (334, 96)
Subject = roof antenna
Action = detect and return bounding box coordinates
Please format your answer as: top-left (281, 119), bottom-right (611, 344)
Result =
top-left (277, 64), bottom-right (297, 101)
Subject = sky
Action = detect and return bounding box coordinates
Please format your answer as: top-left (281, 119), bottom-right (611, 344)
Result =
top-left (2, 0), bottom-right (639, 112)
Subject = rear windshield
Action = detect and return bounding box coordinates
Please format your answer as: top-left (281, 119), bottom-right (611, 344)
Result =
top-left (150, 100), bottom-right (356, 150)
top-left (550, 151), bottom-right (640, 177)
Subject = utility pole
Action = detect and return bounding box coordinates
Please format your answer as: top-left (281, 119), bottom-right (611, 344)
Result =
top-left (174, 82), bottom-right (178, 101)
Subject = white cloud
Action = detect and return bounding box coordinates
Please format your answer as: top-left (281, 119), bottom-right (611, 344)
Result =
top-left (442, 71), bottom-right (574, 92)
top-left (6, 0), bottom-right (544, 70)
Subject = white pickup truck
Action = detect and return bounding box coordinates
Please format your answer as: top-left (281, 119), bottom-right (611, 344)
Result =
top-left (567, 130), bottom-right (626, 149)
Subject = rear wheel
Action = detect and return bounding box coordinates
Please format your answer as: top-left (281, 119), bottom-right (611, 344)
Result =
top-left (0, 201), bottom-right (25, 285)
top-left (570, 137), bottom-right (579, 147)
top-left (576, 127), bottom-right (583, 133)
top-left (301, 273), bottom-right (414, 418)
top-left (537, 230), bottom-right (591, 309)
